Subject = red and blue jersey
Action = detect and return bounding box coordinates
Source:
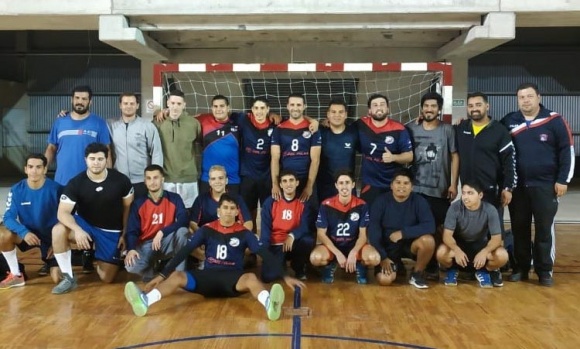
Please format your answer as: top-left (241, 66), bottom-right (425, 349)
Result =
top-left (190, 191), bottom-right (252, 227)
top-left (316, 195), bottom-right (369, 252)
top-left (260, 196), bottom-right (310, 245)
top-left (271, 119), bottom-right (321, 179)
top-left (126, 190), bottom-right (188, 250)
top-left (164, 221), bottom-right (259, 273)
top-left (238, 113), bottom-right (275, 180)
top-left (198, 113), bottom-right (241, 184)
top-left (160, 220), bottom-right (285, 279)
top-left (356, 117), bottom-right (413, 188)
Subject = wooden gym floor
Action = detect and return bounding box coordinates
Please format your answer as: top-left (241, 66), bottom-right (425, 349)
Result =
top-left (1, 225), bottom-right (579, 349)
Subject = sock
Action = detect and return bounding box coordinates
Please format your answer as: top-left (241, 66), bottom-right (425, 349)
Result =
top-left (2, 248), bottom-right (20, 276)
top-left (55, 250), bottom-right (73, 277)
top-left (146, 289), bottom-right (162, 306)
top-left (257, 290), bottom-right (269, 309)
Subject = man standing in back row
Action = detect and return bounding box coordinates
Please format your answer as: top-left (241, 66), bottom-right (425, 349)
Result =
top-left (501, 83), bottom-right (575, 286)
top-left (356, 94), bottom-right (413, 205)
top-left (109, 92), bottom-right (163, 198)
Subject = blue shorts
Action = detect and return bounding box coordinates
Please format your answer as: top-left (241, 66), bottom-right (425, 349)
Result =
top-left (17, 235), bottom-right (59, 268)
top-left (74, 215), bottom-right (121, 264)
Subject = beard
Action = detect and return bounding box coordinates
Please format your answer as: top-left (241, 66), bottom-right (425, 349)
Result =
top-left (371, 112), bottom-right (387, 121)
top-left (422, 113), bottom-right (439, 122)
top-left (469, 111), bottom-right (486, 121)
top-left (73, 103), bottom-right (89, 114)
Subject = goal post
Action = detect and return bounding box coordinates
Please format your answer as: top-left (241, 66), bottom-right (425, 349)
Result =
top-left (152, 62), bottom-right (453, 124)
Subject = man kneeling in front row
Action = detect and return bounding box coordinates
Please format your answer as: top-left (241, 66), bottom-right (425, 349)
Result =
top-left (124, 194), bottom-right (305, 320)
top-left (437, 182), bottom-right (508, 288)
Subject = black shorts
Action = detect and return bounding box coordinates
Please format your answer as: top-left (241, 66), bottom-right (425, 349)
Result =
top-left (385, 239), bottom-right (416, 263)
top-left (240, 175), bottom-right (271, 210)
top-left (455, 239), bottom-right (488, 270)
top-left (184, 269), bottom-right (244, 298)
top-left (17, 240), bottom-right (59, 268)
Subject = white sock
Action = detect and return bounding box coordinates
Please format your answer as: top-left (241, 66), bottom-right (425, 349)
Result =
top-left (2, 248), bottom-right (20, 276)
top-left (55, 250), bottom-right (73, 277)
top-left (146, 289), bottom-right (162, 306)
top-left (257, 290), bottom-right (270, 309)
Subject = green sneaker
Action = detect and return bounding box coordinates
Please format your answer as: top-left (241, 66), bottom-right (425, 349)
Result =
top-left (266, 283), bottom-right (285, 321)
top-left (124, 281), bottom-right (149, 317)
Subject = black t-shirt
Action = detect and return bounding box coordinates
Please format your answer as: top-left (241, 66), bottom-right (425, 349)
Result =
top-left (61, 169), bottom-right (133, 230)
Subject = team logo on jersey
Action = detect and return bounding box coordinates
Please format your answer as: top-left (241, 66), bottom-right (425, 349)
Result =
top-left (385, 136), bottom-right (395, 144)
top-left (231, 126), bottom-right (238, 132)
top-left (540, 134), bottom-right (548, 142)
top-left (344, 143), bottom-right (352, 149)
top-left (302, 131), bottom-right (312, 139)
top-left (267, 129), bottom-right (273, 137)
top-left (229, 237), bottom-right (240, 247)
top-left (60, 194), bottom-right (69, 201)
top-left (350, 212), bottom-right (360, 221)
top-left (96, 186), bottom-right (103, 192)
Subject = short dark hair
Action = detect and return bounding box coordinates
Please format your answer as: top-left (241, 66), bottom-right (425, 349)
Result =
top-left (392, 168), bottom-right (414, 183)
top-left (279, 169), bottom-right (298, 181)
top-left (218, 194), bottom-right (238, 208)
top-left (212, 94), bottom-right (230, 106)
top-left (119, 92), bottom-right (139, 104)
top-left (327, 99), bottom-right (347, 112)
top-left (467, 92), bottom-right (488, 103)
top-left (420, 92), bottom-right (443, 111)
top-left (334, 169), bottom-right (355, 183)
top-left (84, 142), bottom-right (109, 158)
top-left (252, 96), bottom-right (270, 108)
top-left (72, 85), bottom-right (93, 100)
top-left (25, 153), bottom-right (48, 167)
top-left (144, 164), bottom-right (164, 176)
top-left (287, 93), bottom-right (305, 104)
top-left (516, 82), bottom-right (540, 95)
top-left (462, 181), bottom-right (484, 194)
top-left (169, 90), bottom-right (185, 99)
top-left (367, 94), bottom-right (389, 108)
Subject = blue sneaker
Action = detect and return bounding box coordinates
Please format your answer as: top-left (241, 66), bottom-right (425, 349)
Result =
top-left (444, 268), bottom-right (458, 286)
top-left (475, 270), bottom-right (493, 288)
top-left (321, 261), bottom-right (337, 284)
top-left (266, 283), bottom-right (285, 321)
top-left (124, 281), bottom-right (149, 316)
top-left (355, 262), bottom-right (368, 284)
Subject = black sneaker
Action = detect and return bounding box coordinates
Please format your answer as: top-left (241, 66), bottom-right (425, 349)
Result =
top-left (490, 269), bottom-right (504, 287)
top-left (538, 274), bottom-right (554, 287)
top-left (37, 263), bottom-right (49, 277)
top-left (409, 271), bottom-right (429, 289)
top-left (509, 271), bottom-right (529, 282)
top-left (82, 250), bottom-right (95, 274)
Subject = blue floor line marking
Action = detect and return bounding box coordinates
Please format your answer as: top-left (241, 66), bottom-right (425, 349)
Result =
top-left (292, 285), bottom-right (302, 349)
top-left (116, 333), bottom-right (437, 349)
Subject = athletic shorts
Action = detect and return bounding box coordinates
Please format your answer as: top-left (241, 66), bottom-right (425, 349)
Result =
top-left (184, 269), bottom-right (244, 298)
top-left (164, 182), bottom-right (199, 208)
top-left (385, 239), bottom-right (416, 263)
top-left (240, 175), bottom-right (271, 210)
top-left (455, 239), bottom-right (488, 270)
top-left (319, 244), bottom-right (365, 261)
top-left (74, 215), bottom-right (121, 265)
top-left (17, 238), bottom-right (59, 268)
